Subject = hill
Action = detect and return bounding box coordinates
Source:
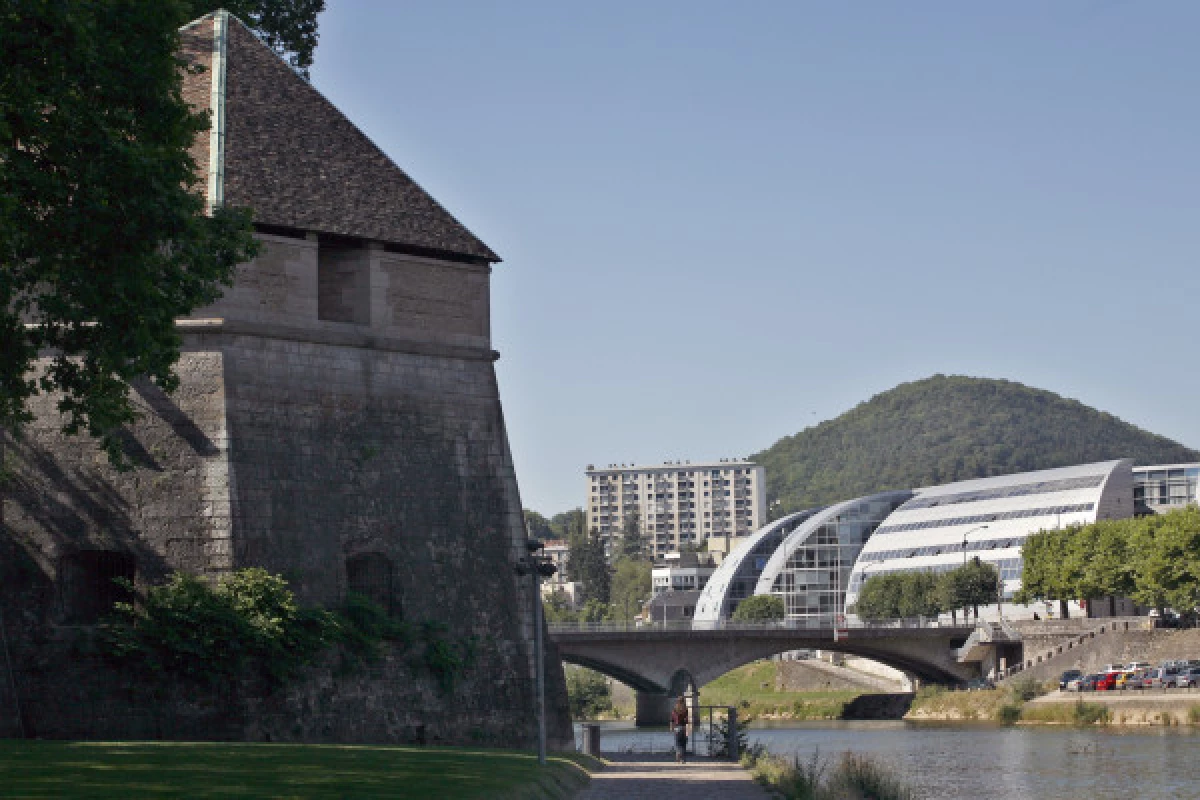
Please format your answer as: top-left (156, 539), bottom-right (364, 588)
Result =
top-left (753, 375), bottom-right (1200, 516)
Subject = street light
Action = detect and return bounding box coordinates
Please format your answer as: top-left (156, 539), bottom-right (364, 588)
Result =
top-left (515, 539), bottom-right (558, 766)
top-left (962, 525), bottom-right (988, 566)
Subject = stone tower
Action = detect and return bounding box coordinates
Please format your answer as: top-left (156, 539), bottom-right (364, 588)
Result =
top-left (0, 11), bottom-right (570, 746)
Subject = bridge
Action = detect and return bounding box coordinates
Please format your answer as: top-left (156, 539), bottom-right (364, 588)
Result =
top-left (549, 619), bottom-right (1017, 726)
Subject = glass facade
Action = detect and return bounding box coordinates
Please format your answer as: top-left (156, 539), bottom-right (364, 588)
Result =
top-left (1133, 465), bottom-right (1200, 511)
top-left (765, 494), bottom-right (911, 625)
top-left (692, 507), bottom-right (823, 623)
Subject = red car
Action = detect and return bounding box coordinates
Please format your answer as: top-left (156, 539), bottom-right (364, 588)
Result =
top-left (1094, 672), bottom-right (1121, 691)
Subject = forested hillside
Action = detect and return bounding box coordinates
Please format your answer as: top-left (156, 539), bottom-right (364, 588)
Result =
top-left (754, 375), bottom-right (1199, 516)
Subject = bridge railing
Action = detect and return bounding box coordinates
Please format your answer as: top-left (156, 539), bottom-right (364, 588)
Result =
top-left (547, 616), bottom-right (955, 634)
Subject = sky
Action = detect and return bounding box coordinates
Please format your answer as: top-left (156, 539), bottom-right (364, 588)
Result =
top-left (309, 1), bottom-right (1200, 515)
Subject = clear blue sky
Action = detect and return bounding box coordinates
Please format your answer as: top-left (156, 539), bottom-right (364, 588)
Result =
top-left (310, 2), bottom-right (1200, 515)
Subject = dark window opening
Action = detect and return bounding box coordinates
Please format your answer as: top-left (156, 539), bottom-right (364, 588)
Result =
top-left (59, 551), bottom-right (135, 624)
top-left (347, 552), bottom-right (394, 613)
top-left (317, 242), bottom-right (370, 324)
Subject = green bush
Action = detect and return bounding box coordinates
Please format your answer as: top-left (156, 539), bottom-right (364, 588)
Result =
top-left (732, 595), bottom-right (785, 622)
top-left (565, 667), bottom-right (613, 719)
top-left (101, 569), bottom-right (341, 686)
top-left (747, 747), bottom-right (917, 800)
top-left (1072, 700), bottom-right (1110, 726)
top-left (997, 702), bottom-right (1022, 726)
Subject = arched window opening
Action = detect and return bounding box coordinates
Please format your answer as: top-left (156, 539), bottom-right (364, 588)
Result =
top-left (346, 552), bottom-right (394, 613)
top-left (59, 550), bottom-right (136, 624)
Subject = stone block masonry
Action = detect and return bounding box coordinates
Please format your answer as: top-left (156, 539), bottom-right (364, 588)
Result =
top-left (0, 236), bottom-right (571, 748)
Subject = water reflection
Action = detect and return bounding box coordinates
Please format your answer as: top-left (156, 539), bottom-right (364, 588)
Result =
top-left (579, 720), bottom-right (1200, 799)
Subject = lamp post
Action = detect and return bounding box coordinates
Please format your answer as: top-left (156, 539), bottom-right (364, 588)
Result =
top-left (516, 539), bottom-right (558, 766)
top-left (962, 525), bottom-right (988, 566)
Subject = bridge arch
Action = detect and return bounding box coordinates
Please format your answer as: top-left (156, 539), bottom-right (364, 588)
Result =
top-left (553, 626), bottom-right (976, 705)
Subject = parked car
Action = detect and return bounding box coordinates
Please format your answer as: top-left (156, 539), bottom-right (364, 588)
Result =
top-left (1077, 674), bottom-right (1102, 691)
top-left (1100, 663), bottom-right (1126, 673)
top-left (1174, 667), bottom-right (1200, 688)
top-left (1127, 661), bottom-right (1153, 672)
top-left (1059, 670), bottom-right (1083, 690)
top-left (1095, 672), bottom-right (1120, 691)
top-left (1065, 674), bottom-right (1086, 691)
top-left (1115, 671), bottom-right (1140, 690)
top-left (1143, 667), bottom-right (1179, 689)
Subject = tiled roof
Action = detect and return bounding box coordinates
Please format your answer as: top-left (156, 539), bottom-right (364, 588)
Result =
top-left (180, 13), bottom-right (498, 262)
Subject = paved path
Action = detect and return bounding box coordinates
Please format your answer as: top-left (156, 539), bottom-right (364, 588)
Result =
top-left (576, 753), bottom-right (772, 799)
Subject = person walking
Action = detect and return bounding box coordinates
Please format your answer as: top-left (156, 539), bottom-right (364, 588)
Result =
top-left (670, 696), bottom-right (689, 764)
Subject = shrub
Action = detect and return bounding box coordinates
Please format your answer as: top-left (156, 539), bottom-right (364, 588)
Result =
top-left (1007, 677), bottom-right (1046, 703)
top-left (100, 570), bottom-right (341, 686)
top-left (828, 753), bottom-right (918, 800)
top-left (565, 667), bottom-right (613, 719)
top-left (732, 595), bottom-right (785, 622)
top-left (747, 747), bottom-right (917, 800)
top-left (997, 702), bottom-right (1022, 726)
top-left (1072, 700), bottom-right (1110, 726)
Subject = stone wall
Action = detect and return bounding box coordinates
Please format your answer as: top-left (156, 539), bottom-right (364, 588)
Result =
top-left (0, 234), bottom-right (571, 748)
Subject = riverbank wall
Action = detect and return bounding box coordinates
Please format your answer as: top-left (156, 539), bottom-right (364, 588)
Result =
top-left (1006, 625), bottom-right (1200, 684)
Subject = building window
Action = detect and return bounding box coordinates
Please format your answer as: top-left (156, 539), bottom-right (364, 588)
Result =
top-left (59, 550), bottom-right (136, 624)
top-left (347, 552), bottom-right (394, 612)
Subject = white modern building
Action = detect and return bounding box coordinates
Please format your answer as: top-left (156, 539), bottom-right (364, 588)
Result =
top-left (693, 458), bottom-right (1197, 628)
top-left (585, 460), bottom-right (767, 558)
top-left (844, 460), bottom-right (1134, 621)
top-left (692, 492), bottom-right (911, 627)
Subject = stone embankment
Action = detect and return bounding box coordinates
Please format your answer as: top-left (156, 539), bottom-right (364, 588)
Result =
top-left (1003, 621), bottom-right (1200, 684)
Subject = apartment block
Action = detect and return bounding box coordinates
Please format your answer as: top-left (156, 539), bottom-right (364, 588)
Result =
top-left (585, 460), bottom-right (767, 557)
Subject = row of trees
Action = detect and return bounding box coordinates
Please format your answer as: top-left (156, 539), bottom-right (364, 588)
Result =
top-left (1016, 507), bottom-right (1200, 619)
top-left (529, 508), bottom-right (655, 624)
top-left (853, 558), bottom-right (1000, 623)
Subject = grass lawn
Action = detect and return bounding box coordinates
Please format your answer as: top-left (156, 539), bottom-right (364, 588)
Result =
top-left (0, 740), bottom-right (598, 799)
top-left (700, 661), bottom-right (863, 720)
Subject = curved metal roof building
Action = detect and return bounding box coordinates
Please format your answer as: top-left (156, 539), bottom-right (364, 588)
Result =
top-left (753, 491), bottom-right (914, 625)
top-left (692, 507), bottom-right (825, 626)
top-left (845, 459), bottom-right (1134, 620)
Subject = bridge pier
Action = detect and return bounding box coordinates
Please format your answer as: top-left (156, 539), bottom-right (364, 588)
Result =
top-left (635, 691), bottom-right (673, 728)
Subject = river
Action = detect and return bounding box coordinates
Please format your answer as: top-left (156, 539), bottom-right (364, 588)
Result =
top-left (579, 720), bottom-right (1200, 799)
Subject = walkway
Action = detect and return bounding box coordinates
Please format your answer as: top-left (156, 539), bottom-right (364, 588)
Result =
top-left (576, 753), bottom-right (771, 799)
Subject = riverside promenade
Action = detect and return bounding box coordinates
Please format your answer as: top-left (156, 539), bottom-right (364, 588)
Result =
top-left (576, 753), bottom-right (771, 799)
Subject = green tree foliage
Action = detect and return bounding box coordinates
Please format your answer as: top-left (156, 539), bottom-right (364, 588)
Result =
top-left (608, 557), bottom-right (652, 621)
top-left (101, 569), bottom-right (341, 685)
top-left (541, 589), bottom-right (576, 623)
top-left (731, 594), bottom-right (785, 622)
top-left (1018, 508), bottom-right (1200, 618)
top-left (523, 509), bottom-right (555, 541)
top-left (0, 0), bottom-right (262, 462)
top-left (856, 562), bottom-right (999, 622)
top-left (952, 558), bottom-right (1001, 619)
top-left (754, 376), bottom-right (1199, 517)
top-left (183, 0), bottom-right (325, 77)
top-left (619, 509), bottom-right (647, 561)
top-left (550, 509), bottom-right (587, 541)
top-left (855, 572), bottom-right (943, 620)
top-left (568, 531), bottom-right (611, 605)
top-left (564, 667), bottom-right (613, 720)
